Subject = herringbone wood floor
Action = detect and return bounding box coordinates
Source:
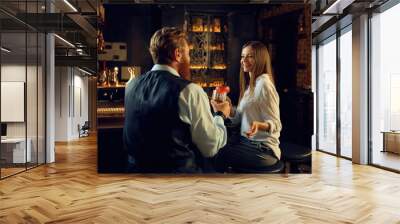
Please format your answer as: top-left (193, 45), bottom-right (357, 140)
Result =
top-left (1, 135), bottom-right (400, 224)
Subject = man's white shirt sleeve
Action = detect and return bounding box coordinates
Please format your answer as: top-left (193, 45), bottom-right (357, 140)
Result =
top-left (178, 83), bottom-right (227, 157)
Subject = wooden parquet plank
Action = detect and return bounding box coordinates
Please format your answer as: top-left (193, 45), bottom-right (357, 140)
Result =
top-left (1, 134), bottom-right (400, 223)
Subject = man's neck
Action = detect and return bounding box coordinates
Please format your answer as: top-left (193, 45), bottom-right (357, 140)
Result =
top-left (155, 62), bottom-right (190, 81)
top-left (168, 62), bottom-right (180, 74)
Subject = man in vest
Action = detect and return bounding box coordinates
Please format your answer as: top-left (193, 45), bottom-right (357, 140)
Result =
top-left (123, 27), bottom-right (230, 173)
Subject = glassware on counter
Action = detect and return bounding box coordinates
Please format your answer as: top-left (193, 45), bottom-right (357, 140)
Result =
top-left (127, 67), bottom-right (136, 80)
top-left (212, 85), bottom-right (230, 102)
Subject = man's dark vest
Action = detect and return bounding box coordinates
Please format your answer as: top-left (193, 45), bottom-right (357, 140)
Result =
top-left (123, 70), bottom-right (203, 173)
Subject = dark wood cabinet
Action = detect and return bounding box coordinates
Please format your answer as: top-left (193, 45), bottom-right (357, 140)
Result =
top-left (97, 127), bottom-right (127, 173)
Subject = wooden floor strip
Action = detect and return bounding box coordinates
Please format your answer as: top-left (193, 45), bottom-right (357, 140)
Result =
top-left (0, 135), bottom-right (400, 223)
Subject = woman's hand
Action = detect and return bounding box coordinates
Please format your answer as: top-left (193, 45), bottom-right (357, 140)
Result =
top-left (210, 100), bottom-right (231, 118)
top-left (225, 96), bottom-right (236, 117)
top-left (245, 121), bottom-right (269, 137)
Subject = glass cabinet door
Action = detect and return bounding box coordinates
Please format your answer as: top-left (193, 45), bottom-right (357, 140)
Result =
top-left (186, 13), bottom-right (228, 90)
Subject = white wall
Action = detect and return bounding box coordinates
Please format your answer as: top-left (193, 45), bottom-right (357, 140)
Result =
top-left (1, 65), bottom-right (26, 140)
top-left (1, 65), bottom-right (40, 137)
top-left (55, 67), bottom-right (89, 141)
top-left (73, 72), bottom-right (89, 138)
top-left (1, 64), bottom-right (26, 81)
top-left (55, 66), bottom-right (70, 141)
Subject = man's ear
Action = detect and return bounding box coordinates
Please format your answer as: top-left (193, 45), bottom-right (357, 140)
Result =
top-left (174, 48), bottom-right (182, 63)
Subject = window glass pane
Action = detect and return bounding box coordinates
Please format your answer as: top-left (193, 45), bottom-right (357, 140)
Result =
top-left (27, 31), bottom-right (38, 169)
top-left (0, 1), bottom-right (46, 179)
top-left (371, 3), bottom-right (400, 170)
top-left (318, 36), bottom-right (337, 154)
top-left (1, 31), bottom-right (28, 177)
top-left (340, 29), bottom-right (352, 158)
top-left (38, 32), bottom-right (45, 165)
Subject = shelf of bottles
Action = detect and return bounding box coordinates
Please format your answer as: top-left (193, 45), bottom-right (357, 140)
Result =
top-left (97, 101), bottom-right (125, 118)
top-left (96, 62), bottom-right (127, 119)
top-left (96, 4), bottom-right (125, 121)
top-left (185, 12), bottom-right (228, 89)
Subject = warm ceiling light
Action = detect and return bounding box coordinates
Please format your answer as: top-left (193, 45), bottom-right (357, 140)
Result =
top-left (54, 34), bottom-right (75, 48)
top-left (63, 0), bottom-right (78, 12)
top-left (1, 47), bottom-right (11, 53)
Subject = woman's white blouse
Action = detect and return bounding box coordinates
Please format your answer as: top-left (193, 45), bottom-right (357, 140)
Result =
top-left (231, 74), bottom-right (282, 159)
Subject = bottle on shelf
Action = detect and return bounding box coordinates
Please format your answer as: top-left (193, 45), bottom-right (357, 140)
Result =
top-left (212, 18), bottom-right (221, 33)
top-left (98, 61), bottom-right (108, 86)
top-left (97, 30), bottom-right (105, 53)
top-left (108, 67), bottom-right (119, 86)
top-left (98, 69), bottom-right (108, 86)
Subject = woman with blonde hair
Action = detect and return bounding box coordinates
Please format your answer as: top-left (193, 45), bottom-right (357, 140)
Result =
top-left (211, 41), bottom-right (282, 172)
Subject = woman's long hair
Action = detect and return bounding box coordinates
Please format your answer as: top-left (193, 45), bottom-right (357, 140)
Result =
top-left (239, 41), bottom-right (274, 101)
